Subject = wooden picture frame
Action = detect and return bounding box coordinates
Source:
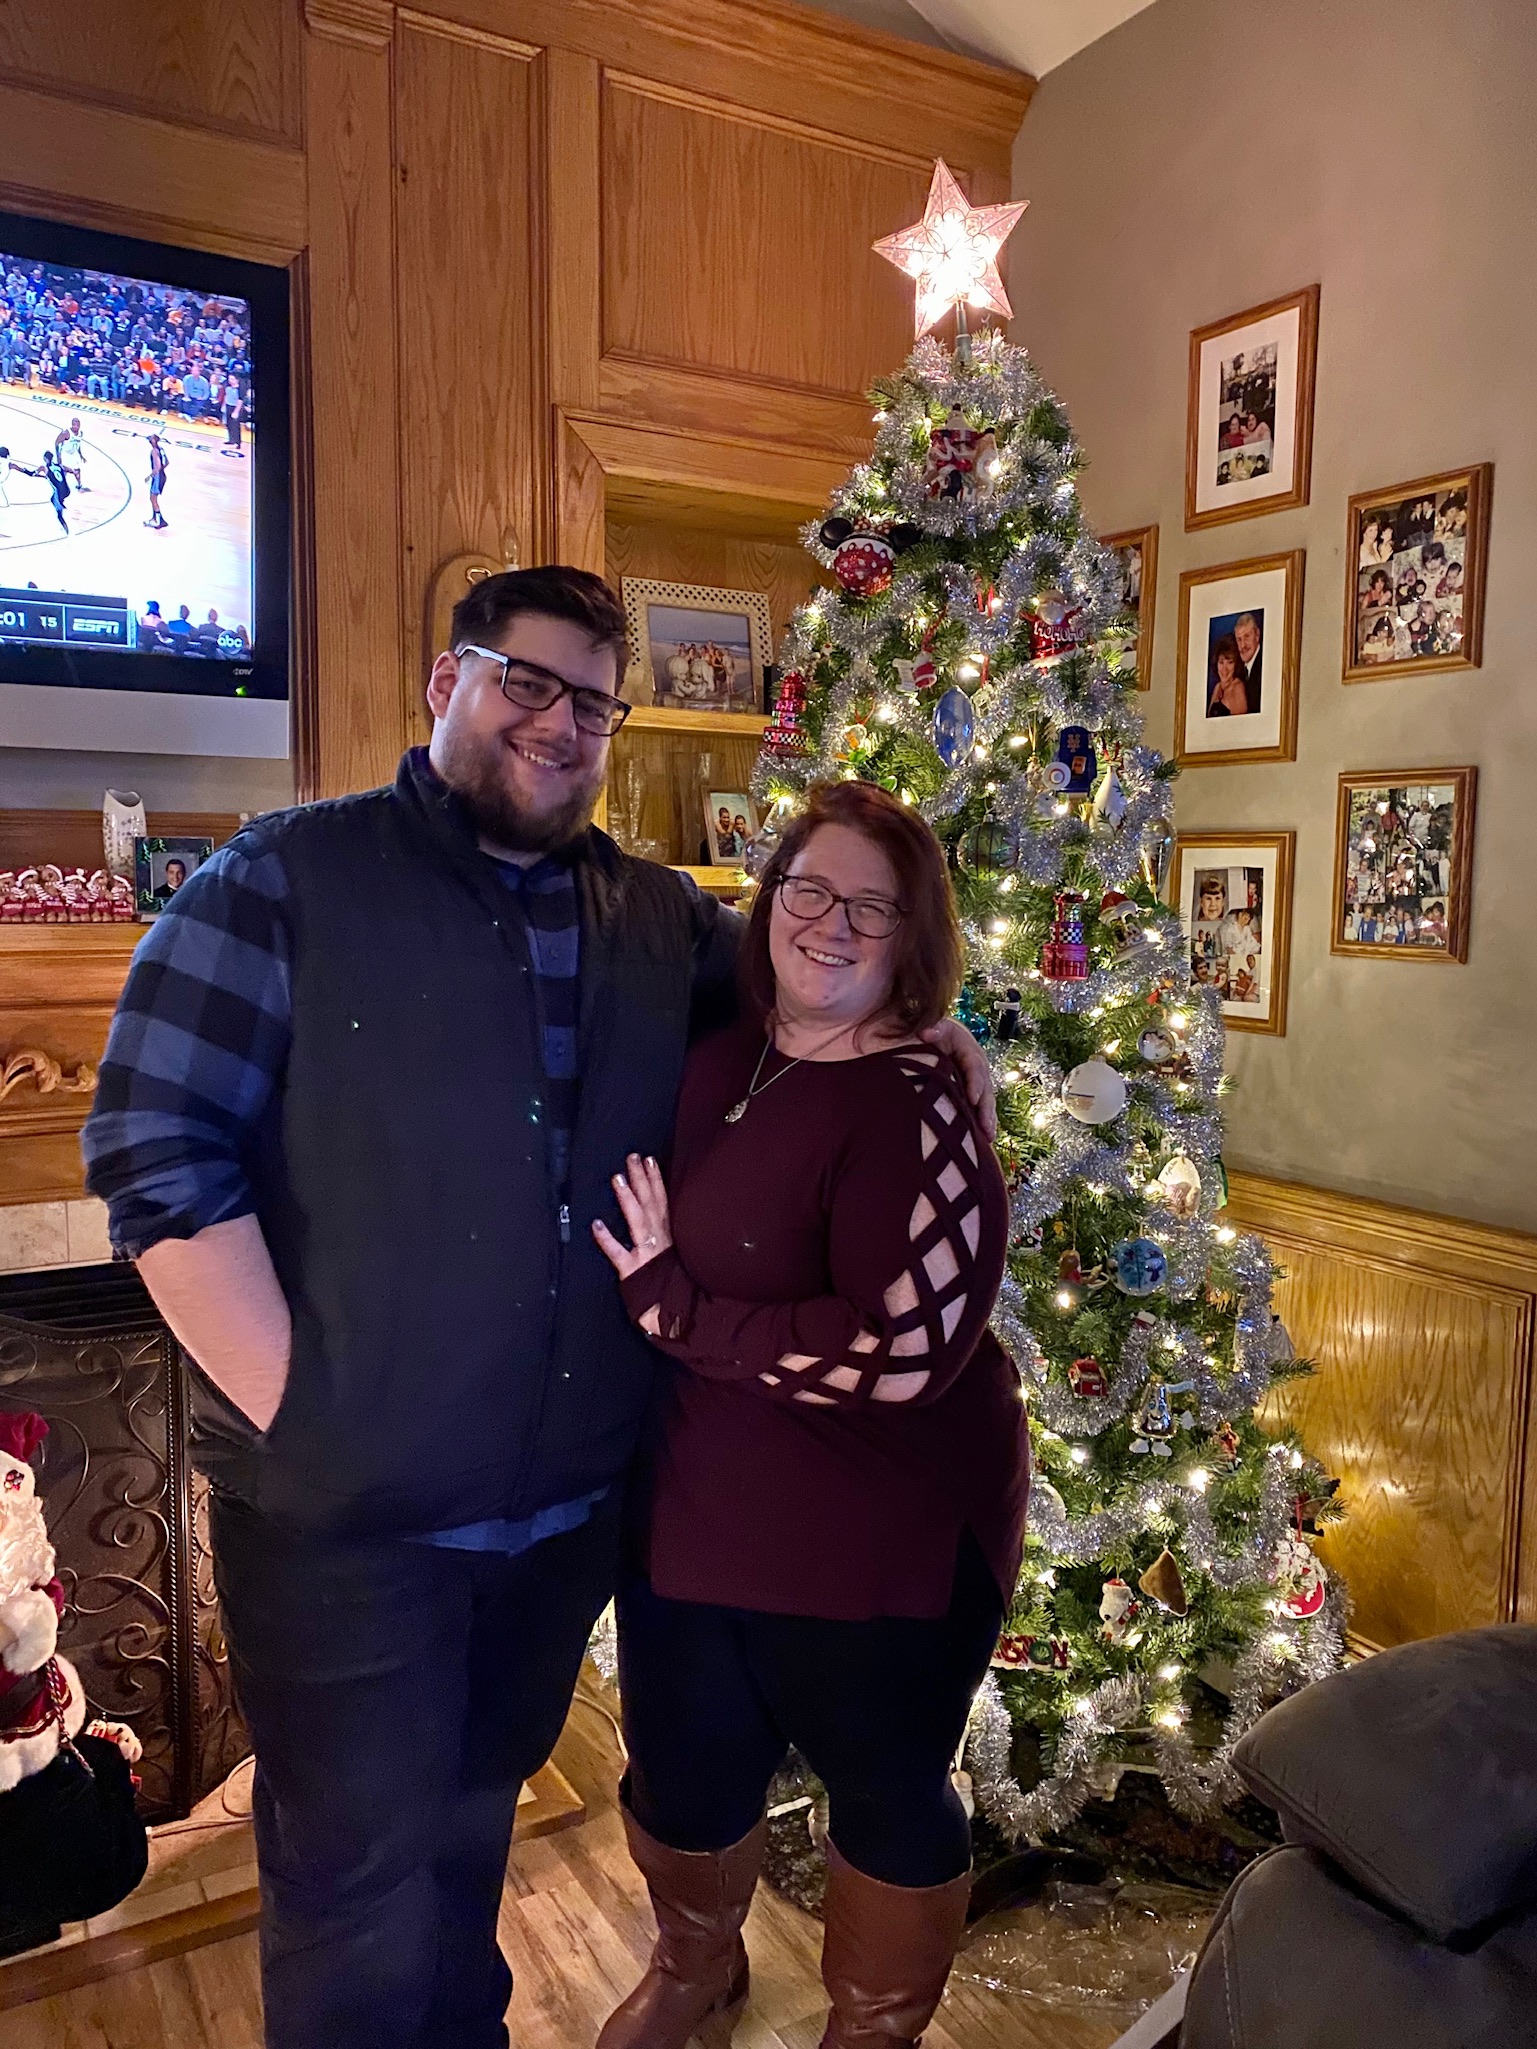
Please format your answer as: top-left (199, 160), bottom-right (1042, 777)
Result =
top-left (1185, 285), bottom-right (1319, 531)
top-left (1331, 768), bottom-right (1477, 963)
top-left (1343, 464), bottom-right (1492, 682)
top-left (1103, 524), bottom-right (1158, 690)
top-left (702, 790), bottom-right (758, 867)
top-left (621, 578), bottom-right (771, 712)
top-left (1175, 550), bottom-right (1304, 766)
top-left (1171, 831), bottom-right (1295, 1035)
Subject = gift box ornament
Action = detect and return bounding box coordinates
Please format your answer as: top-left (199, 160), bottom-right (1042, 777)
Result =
top-left (1068, 1355), bottom-right (1108, 1398)
top-left (1040, 891), bottom-right (1091, 982)
top-left (761, 670), bottom-right (812, 758)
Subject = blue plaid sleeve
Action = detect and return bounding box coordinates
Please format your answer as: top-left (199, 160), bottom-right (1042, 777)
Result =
top-left (81, 835), bottom-right (292, 1259)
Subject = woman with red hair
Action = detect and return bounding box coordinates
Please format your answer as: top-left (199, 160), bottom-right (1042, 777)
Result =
top-left (593, 780), bottom-right (1029, 2049)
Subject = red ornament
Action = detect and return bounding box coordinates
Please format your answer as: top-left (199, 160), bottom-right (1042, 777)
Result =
top-left (831, 531), bottom-right (897, 597)
top-left (924, 407), bottom-right (980, 499)
top-left (1040, 891), bottom-right (1091, 982)
top-left (1068, 1356), bottom-right (1108, 1399)
top-left (762, 670), bottom-right (811, 759)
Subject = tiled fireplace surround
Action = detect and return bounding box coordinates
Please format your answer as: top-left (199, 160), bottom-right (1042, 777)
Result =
top-left (0, 1196), bottom-right (115, 1274)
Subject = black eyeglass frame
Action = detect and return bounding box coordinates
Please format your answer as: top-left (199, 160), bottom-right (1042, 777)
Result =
top-left (456, 643), bottom-right (633, 737)
top-left (772, 872), bottom-right (906, 940)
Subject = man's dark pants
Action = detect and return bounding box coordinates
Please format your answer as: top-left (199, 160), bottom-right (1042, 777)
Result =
top-left (211, 1489), bottom-right (620, 2049)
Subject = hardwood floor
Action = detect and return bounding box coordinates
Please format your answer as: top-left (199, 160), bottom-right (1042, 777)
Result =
top-left (5, 1680), bottom-right (1119, 2049)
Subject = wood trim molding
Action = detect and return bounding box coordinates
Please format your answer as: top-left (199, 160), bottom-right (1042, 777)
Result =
top-left (603, 69), bottom-right (941, 175)
top-left (0, 1050), bottom-right (97, 1106)
top-left (597, 355), bottom-right (875, 459)
top-left (563, 411), bottom-right (850, 511)
top-left (304, 0), bottom-right (395, 50)
top-left (396, 5), bottom-right (538, 57)
top-left (0, 82), bottom-right (306, 265)
top-left (1228, 1171), bottom-right (1537, 1295)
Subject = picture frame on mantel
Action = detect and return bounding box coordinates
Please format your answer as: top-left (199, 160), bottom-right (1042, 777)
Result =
top-left (1185, 285), bottom-right (1319, 530)
top-left (621, 578), bottom-right (771, 713)
top-left (1171, 830), bottom-right (1295, 1036)
top-left (1343, 464), bottom-right (1493, 682)
top-left (1175, 551), bottom-right (1304, 767)
top-left (1332, 767), bottom-right (1477, 963)
top-left (1102, 524), bottom-right (1158, 690)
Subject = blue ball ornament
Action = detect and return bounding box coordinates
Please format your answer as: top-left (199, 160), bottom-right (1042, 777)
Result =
top-left (1111, 1236), bottom-right (1168, 1296)
top-left (932, 687), bottom-right (976, 769)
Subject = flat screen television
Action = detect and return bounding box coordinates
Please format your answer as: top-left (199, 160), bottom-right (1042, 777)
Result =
top-left (0, 209), bottom-right (290, 758)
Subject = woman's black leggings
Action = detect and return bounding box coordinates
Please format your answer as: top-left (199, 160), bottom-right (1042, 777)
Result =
top-left (615, 1532), bottom-right (1003, 1888)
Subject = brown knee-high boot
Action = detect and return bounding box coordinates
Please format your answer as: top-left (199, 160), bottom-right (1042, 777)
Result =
top-left (817, 1842), bottom-right (973, 2049)
top-left (596, 1806), bottom-right (767, 2049)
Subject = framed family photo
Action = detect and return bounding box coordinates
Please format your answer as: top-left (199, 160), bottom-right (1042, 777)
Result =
top-left (1175, 551), bottom-right (1303, 766)
top-left (1172, 832), bottom-right (1294, 1035)
top-left (1343, 464), bottom-right (1492, 682)
top-left (1332, 768), bottom-right (1476, 963)
top-left (134, 834), bottom-right (213, 921)
top-left (621, 578), bottom-right (772, 713)
top-left (1102, 524), bottom-right (1158, 690)
top-left (1185, 285), bottom-right (1319, 530)
top-left (702, 791), bottom-right (759, 866)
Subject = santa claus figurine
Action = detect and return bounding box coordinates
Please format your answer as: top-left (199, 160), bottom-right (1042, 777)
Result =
top-left (0, 1411), bottom-right (148, 1958)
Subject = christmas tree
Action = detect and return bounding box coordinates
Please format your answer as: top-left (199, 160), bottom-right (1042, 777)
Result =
top-left (749, 164), bottom-right (1345, 1843)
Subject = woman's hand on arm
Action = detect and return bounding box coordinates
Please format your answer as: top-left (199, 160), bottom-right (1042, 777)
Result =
top-left (592, 1154), bottom-right (673, 1319)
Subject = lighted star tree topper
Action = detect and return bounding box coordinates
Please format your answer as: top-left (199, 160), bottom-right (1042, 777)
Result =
top-left (872, 158), bottom-right (1028, 339)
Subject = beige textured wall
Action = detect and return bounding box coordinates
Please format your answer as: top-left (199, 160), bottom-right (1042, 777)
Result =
top-left (1012, 0), bottom-right (1537, 1231)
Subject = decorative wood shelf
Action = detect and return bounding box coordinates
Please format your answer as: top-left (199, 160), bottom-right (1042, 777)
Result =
top-left (672, 864), bottom-right (750, 897)
top-left (619, 707), bottom-right (769, 736)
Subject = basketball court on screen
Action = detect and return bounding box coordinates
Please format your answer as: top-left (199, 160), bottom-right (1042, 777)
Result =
top-left (0, 386), bottom-right (253, 643)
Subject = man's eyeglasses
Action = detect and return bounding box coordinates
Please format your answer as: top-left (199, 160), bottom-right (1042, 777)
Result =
top-left (456, 645), bottom-right (633, 738)
top-left (774, 874), bottom-right (904, 940)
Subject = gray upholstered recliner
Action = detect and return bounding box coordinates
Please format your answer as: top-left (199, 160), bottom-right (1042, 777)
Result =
top-left (1180, 1626), bottom-right (1537, 2048)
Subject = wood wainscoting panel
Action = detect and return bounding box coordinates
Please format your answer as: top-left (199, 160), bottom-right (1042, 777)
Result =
top-left (605, 517), bottom-right (827, 657)
top-left (304, 13), bottom-right (406, 797)
top-left (394, 17), bottom-right (539, 742)
top-left (0, 0), bottom-right (303, 148)
top-left (600, 74), bottom-right (937, 400)
top-left (1229, 1172), bottom-right (1537, 1650)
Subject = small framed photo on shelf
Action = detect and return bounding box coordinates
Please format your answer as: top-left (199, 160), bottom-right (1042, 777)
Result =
top-left (621, 578), bottom-right (772, 713)
top-left (134, 835), bottom-right (213, 920)
top-left (702, 792), bottom-right (759, 867)
top-left (1102, 524), bottom-right (1158, 690)
top-left (1171, 831), bottom-right (1294, 1035)
top-left (1185, 285), bottom-right (1319, 530)
top-left (1332, 768), bottom-right (1476, 963)
top-left (1175, 550), bottom-right (1303, 766)
top-left (1344, 464), bottom-right (1492, 682)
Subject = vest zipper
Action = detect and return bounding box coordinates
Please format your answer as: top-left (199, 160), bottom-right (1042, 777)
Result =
top-left (558, 1203), bottom-right (571, 1243)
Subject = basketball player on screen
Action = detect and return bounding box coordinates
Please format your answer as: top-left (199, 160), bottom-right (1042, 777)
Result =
top-left (0, 448), bottom-right (11, 537)
top-left (55, 417), bottom-right (88, 493)
top-left (145, 433), bottom-right (168, 530)
top-left (12, 447), bottom-right (70, 533)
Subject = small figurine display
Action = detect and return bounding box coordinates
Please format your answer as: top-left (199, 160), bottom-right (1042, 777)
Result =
top-left (761, 670), bottom-right (812, 759)
top-left (0, 867), bottom-right (135, 924)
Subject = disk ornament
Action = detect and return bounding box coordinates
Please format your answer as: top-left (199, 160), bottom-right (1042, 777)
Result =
top-left (750, 221), bottom-right (1345, 1844)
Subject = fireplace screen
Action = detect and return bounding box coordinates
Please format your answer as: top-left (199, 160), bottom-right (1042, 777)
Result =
top-left (0, 1263), bottom-right (248, 1821)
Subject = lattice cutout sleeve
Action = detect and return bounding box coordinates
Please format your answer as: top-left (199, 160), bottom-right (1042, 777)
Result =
top-left (619, 1053), bottom-right (1000, 1409)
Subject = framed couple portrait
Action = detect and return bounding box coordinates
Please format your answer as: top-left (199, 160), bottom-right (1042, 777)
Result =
top-left (1331, 768), bottom-right (1477, 963)
top-left (1343, 464), bottom-right (1493, 682)
top-left (1102, 524), bottom-right (1158, 690)
top-left (1185, 285), bottom-right (1319, 531)
top-left (1171, 832), bottom-right (1294, 1036)
top-left (1175, 551), bottom-right (1304, 767)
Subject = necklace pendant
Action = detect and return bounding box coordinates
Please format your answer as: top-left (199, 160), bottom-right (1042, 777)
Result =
top-left (724, 1099), bottom-right (749, 1124)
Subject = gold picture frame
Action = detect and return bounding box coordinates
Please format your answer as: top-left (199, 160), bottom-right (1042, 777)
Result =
top-left (621, 578), bottom-right (772, 713)
top-left (1175, 550), bottom-right (1304, 767)
top-left (1343, 464), bottom-right (1492, 683)
top-left (1102, 524), bottom-right (1158, 691)
top-left (1185, 285), bottom-right (1319, 531)
top-left (1171, 831), bottom-right (1294, 1036)
top-left (1331, 768), bottom-right (1477, 963)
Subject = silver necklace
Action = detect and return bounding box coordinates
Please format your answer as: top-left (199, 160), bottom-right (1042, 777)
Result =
top-left (723, 1027), bottom-right (851, 1124)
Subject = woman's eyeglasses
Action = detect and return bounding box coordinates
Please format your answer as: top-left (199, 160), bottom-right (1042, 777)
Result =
top-left (457, 645), bottom-right (633, 737)
top-left (775, 874), bottom-right (904, 940)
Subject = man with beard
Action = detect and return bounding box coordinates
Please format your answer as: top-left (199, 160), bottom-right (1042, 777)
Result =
top-left (82, 567), bottom-right (991, 2049)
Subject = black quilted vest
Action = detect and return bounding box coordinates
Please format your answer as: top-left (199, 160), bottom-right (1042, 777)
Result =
top-left (187, 751), bottom-right (728, 1538)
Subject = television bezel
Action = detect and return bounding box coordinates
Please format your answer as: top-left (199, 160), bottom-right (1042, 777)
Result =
top-left (0, 206), bottom-right (290, 714)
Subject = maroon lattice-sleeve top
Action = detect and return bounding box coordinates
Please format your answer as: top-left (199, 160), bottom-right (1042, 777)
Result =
top-left (619, 1015), bottom-right (1031, 1622)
